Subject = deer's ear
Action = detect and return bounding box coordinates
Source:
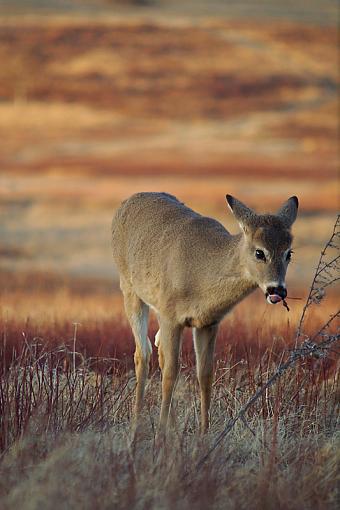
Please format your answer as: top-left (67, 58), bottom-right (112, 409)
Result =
top-left (226, 195), bottom-right (257, 233)
top-left (277, 196), bottom-right (299, 228)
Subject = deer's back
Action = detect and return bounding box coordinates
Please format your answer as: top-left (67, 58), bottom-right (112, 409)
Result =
top-left (112, 192), bottom-right (232, 306)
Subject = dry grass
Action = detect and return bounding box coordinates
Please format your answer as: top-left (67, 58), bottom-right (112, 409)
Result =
top-left (1, 265), bottom-right (339, 510)
top-left (1, 265), bottom-right (338, 360)
top-left (1, 219), bottom-right (339, 509)
top-left (0, 228), bottom-right (339, 509)
top-left (0, 312), bottom-right (339, 510)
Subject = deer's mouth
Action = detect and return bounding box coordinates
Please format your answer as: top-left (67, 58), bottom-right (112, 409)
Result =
top-left (265, 285), bottom-right (287, 305)
top-left (266, 293), bottom-right (283, 304)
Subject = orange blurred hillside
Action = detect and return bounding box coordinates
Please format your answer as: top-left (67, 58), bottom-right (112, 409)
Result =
top-left (0, 17), bottom-right (337, 178)
top-left (0, 2), bottom-right (338, 307)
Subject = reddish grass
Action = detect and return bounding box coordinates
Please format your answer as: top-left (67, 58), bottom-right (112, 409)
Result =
top-left (1, 263), bottom-right (338, 372)
top-left (1, 297), bottom-right (337, 376)
top-left (0, 267), bottom-right (338, 509)
top-left (0, 301), bottom-right (338, 510)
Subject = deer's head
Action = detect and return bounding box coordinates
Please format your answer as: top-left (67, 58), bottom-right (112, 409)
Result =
top-left (226, 195), bottom-right (298, 304)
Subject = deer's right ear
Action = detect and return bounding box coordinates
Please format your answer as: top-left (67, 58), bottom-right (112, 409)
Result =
top-left (226, 195), bottom-right (256, 233)
top-left (277, 196), bottom-right (299, 228)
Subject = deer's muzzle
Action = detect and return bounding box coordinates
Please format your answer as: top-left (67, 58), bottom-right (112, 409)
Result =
top-left (265, 285), bottom-right (287, 304)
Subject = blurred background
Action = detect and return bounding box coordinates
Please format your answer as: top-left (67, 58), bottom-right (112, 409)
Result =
top-left (0, 0), bottom-right (338, 321)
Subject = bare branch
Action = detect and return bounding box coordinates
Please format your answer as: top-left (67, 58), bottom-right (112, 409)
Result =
top-left (295, 214), bottom-right (340, 345)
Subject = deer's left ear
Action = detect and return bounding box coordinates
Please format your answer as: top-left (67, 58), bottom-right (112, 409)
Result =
top-left (277, 196), bottom-right (299, 228)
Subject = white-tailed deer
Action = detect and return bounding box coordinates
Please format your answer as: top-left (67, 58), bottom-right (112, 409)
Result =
top-left (112, 192), bottom-right (298, 433)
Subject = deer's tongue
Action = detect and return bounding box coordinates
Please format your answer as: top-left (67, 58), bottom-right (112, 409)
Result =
top-left (268, 294), bottom-right (282, 304)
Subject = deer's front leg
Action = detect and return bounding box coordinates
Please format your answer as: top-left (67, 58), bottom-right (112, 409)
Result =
top-left (193, 324), bottom-right (218, 433)
top-left (157, 321), bottom-right (183, 433)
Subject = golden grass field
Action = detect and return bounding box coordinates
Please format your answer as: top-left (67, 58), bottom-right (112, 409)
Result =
top-left (0, 2), bottom-right (339, 509)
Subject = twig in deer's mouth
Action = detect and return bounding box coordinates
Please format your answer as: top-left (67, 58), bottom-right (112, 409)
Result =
top-left (283, 300), bottom-right (290, 311)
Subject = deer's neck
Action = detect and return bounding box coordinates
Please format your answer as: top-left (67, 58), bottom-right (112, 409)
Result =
top-left (205, 233), bottom-right (257, 316)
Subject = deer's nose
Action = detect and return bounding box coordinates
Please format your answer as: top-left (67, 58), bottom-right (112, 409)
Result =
top-left (266, 285), bottom-right (287, 300)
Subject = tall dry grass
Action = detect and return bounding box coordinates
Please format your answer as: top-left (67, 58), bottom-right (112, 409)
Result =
top-left (0, 333), bottom-right (338, 509)
top-left (0, 218), bottom-right (339, 509)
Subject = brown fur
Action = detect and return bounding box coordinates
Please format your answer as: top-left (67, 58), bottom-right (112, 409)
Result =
top-left (112, 192), bottom-right (298, 433)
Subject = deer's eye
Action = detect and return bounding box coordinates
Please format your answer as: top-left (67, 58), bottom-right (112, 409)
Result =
top-left (286, 249), bottom-right (293, 261)
top-left (255, 249), bottom-right (266, 261)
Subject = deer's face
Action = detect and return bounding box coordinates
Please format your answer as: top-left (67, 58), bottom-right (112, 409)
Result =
top-left (243, 222), bottom-right (293, 304)
top-left (226, 195), bottom-right (298, 305)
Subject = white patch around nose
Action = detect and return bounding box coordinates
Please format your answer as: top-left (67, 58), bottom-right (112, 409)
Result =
top-left (265, 281), bottom-right (286, 290)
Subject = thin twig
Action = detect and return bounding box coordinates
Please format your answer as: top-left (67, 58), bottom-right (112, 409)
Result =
top-left (296, 215), bottom-right (339, 346)
top-left (72, 323), bottom-right (81, 375)
top-left (310, 309), bottom-right (340, 343)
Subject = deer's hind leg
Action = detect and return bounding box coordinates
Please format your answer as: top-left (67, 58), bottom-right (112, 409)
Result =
top-left (193, 324), bottom-right (218, 433)
top-left (121, 282), bottom-right (152, 421)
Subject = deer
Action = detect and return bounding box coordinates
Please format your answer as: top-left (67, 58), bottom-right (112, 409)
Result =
top-left (111, 192), bottom-right (298, 434)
